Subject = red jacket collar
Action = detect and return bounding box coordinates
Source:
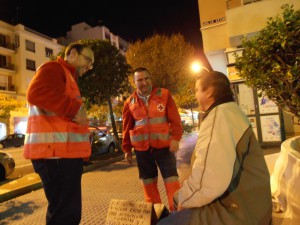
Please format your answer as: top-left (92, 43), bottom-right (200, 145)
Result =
top-left (57, 57), bottom-right (77, 80)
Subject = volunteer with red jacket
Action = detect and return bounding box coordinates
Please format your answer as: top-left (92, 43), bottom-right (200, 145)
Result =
top-left (122, 67), bottom-right (183, 212)
top-left (24, 42), bottom-right (94, 225)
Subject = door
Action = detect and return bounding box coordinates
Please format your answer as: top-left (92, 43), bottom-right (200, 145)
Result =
top-left (231, 82), bottom-right (285, 147)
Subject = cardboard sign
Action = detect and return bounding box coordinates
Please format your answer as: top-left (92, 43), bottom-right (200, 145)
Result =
top-left (106, 199), bottom-right (152, 225)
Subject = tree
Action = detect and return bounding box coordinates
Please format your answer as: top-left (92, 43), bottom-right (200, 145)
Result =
top-left (174, 77), bottom-right (197, 109)
top-left (235, 4), bottom-right (300, 119)
top-left (173, 76), bottom-right (198, 127)
top-left (0, 94), bottom-right (25, 119)
top-left (77, 40), bottom-right (132, 152)
top-left (126, 34), bottom-right (195, 95)
top-left (0, 94), bottom-right (26, 134)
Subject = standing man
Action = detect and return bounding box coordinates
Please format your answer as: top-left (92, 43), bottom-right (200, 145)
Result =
top-left (122, 67), bottom-right (183, 212)
top-left (158, 71), bottom-right (272, 225)
top-left (24, 42), bottom-right (94, 225)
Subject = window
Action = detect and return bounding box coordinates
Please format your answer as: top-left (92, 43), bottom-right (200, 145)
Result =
top-left (26, 59), bottom-right (36, 71)
top-left (25, 40), bottom-right (35, 53)
top-left (0, 55), bottom-right (6, 68)
top-left (119, 44), bottom-right (126, 51)
top-left (0, 74), bottom-right (8, 90)
top-left (45, 47), bottom-right (53, 57)
top-left (0, 34), bottom-right (6, 48)
top-left (105, 33), bottom-right (110, 40)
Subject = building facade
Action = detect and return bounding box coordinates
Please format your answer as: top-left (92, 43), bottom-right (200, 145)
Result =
top-left (0, 20), bottom-right (63, 138)
top-left (197, 0), bottom-right (300, 144)
top-left (198, 0), bottom-right (299, 73)
top-left (58, 22), bottom-right (129, 55)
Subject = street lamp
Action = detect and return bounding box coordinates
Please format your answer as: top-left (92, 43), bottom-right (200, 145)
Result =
top-left (191, 61), bottom-right (209, 73)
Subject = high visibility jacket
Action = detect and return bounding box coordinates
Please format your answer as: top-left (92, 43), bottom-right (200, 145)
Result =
top-left (124, 87), bottom-right (182, 151)
top-left (24, 61), bottom-right (91, 159)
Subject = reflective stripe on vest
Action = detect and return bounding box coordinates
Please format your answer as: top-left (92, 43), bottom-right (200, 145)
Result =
top-left (150, 133), bottom-right (169, 140)
top-left (130, 133), bottom-right (169, 143)
top-left (29, 105), bottom-right (56, 116)
top-left (131, 134), bottom-right (149, 142)
top-left (135, 116), bottom-right (167, 126)
top-left (26, 132), bottom-right (90, 143)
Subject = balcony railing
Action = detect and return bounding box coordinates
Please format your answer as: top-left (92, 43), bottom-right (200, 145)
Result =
top-left (0, 83), bottom-right (15, 92)
top-left (0, 63), bottom-right (16, 71)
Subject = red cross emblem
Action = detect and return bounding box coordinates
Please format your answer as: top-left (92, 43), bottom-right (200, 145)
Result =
top-left (157, 103), bottom-right (165, 112)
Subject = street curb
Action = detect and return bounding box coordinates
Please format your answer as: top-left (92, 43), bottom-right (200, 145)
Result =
top-left (0, 154), bottom-right (127, 203)
top-left (0, 180), bottom-right (42, 203)
top-left (84, 154), bottom-right (126, 173)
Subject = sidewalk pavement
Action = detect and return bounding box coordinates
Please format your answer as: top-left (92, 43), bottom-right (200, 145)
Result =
top-left (0, 153), bottom-right (126, 204)
top-left (0, 130), bottom-right (280, 225)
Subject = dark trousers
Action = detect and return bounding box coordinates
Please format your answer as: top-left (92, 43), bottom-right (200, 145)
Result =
top-left (135, 147), bottom-right (178, 179)
top-left (32, 158), bottom-right (83, 225)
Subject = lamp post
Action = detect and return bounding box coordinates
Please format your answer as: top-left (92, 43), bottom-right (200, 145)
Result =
top-left (191, 61), bottom-right (209, 73)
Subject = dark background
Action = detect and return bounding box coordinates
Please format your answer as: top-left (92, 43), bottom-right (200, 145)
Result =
top-left (0, 0), bottom-right (207, 60)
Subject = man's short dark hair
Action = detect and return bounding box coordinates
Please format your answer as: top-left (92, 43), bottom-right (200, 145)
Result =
top-left (133, 67), bottom-right (150, 74)
top-left (132, 67), bottom-right (151, 80)
top-left (197, 71), bottom-right (233, 100)
top-left (64, 42), bottom-right (89, 56)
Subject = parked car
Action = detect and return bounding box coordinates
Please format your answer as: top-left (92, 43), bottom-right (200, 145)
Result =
top-left (0, 133), bottom-right (25, 149)
top-left (0, 151), bottom-right (15, 180)
top-left (89, 126), bottom-right (116, 155)
top-left (180, 112), bottom-right (199, 127)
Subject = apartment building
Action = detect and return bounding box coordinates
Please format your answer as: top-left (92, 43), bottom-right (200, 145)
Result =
top-left (0, 20), bottom-right (63, 138)
top-left (197, 0), bottom-right (300, 146)
top-left (58, 22), bottom-right (129, 55)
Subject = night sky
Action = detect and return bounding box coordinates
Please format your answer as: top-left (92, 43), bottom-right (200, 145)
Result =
top-left (0, 0), bottom-right (203, 55)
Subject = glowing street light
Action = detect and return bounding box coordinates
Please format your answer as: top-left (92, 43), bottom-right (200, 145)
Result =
top-left (191, 61), bottom-right (209, 73)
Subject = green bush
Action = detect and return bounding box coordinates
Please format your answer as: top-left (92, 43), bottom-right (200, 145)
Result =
top-left (235, 4), bottom-right (300, 119)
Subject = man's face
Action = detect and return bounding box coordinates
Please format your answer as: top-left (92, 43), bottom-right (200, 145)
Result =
top-left (76, 48), bottom-right (94, 77)
top-left (134, 70), bottom-right (152, 96)
top-left (195, 79), bottom-right (206, 112)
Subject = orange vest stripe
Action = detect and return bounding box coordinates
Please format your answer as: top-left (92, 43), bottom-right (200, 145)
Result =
top-left (26, 132), bottom-right (90, 143)
top-left (135, 116), bottom-right (167, 126)
top-left (24, 142), bottom-right (90, 159)
top-left (26, 115), bottom-right (88, 133)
